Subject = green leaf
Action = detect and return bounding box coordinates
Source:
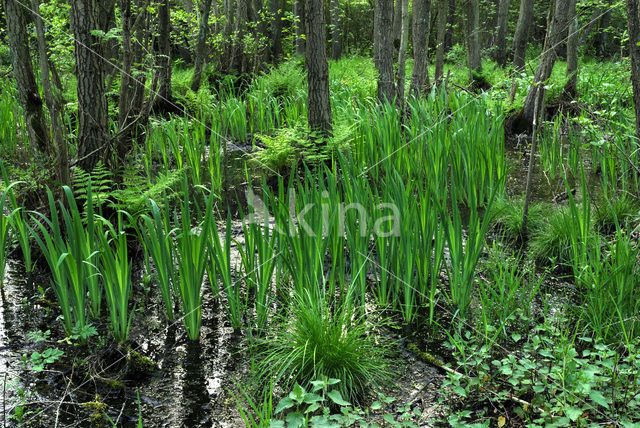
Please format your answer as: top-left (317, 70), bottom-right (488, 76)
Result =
top-left (275, 397), bottom-right (294, 414)
top-left (327, 390), bottom-right (351, 406)
top-left (589, 390), bottom-right (610, 409)
top-left (285, 411), bottom-right (305, 428)
top-left (565, 407), bottom-right (583, 422)
top-left (303, 392), bottom-right (323, 404)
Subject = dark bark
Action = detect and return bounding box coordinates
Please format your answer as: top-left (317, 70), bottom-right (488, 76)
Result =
top-left (626, 0), bottom-right (640, 145)
top-left (118, 0), bottom-right (134, 162)
top-left (444, 0), bottom-right (455, 52)
top-left (330, 0), bottom-right (343, 59)
top-left (70, 0), bottom-right (109, 172)
top-left (392, 0), bottom-right (403, 51)
top-left (230, 0), bottom-right (248, 72)
top-left (410, 0), bottom-right (432, 96)
top-left (493, 0), bottom-right (510, 66)
top-left (270, 0), bottom-right (284, 62)
top-left (2, 0), bottom-right (50, 154)
top-left (595, 2), bottom-right (612, 56)
top-left (191, 0), bottom-right (214, 91)
top-left (434, 0), bottom-right (447, 85)
top-left (294, 0), bottom-right (306, 56)
top-left (32, 0), bottom-right (68, 184)
top-left (157, 0), bottom-right (172, 104)
top-left (512, 0), bottom-right (534, 70)
top-left (521, 0), bottom-right (569, 127)
top-left (465, 0), bottom-right (482, 86)
top-left (395, 0), bottom-right (409, 105)
top-left (305, 0), bottom-right (333, 137)
top-left (375, 0), bottom-right (395, 102)
top-left (563, 0), bottom-right (578, 98)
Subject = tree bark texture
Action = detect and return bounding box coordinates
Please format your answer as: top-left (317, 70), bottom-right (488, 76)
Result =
top-left (2, 0), bottom-right (50, 154)
top-left (395, 0), bottom-right (410, 105)
top-left (270, 0), bottom-right (284, 62)
top-left (70, 0), bottom-right (109, 172)
top-left (32, 0), bottom-right (68, 184)
top-left (564, 0), bottom-right (578, 99)
top-left (626, 0), bottom-right (640, 145)
top-left (512, 0), bottom-right (534, 70)
top-left (410, 0), bottom-right (432, 96)
top-left (157, 0), bottom-right (172, 102)
top-left (465, 0), bottom-right (482, 86)
top-left (493, 0), bottom-right (510, 66)
top-left (522, 0), bottom-right (569, 127)
top-left (305, 0), bottom-right (333, 137)
top-left (191, 0), bottom-right (214, 91)
top-left (375, 0), bottom-right (395, 102)
top-left (434, 0), bottom-right (447, 85)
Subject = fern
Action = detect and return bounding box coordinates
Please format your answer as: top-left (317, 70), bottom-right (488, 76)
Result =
top-left (72, 162), bottom-right (114, 214)
top-left (111, 168), bottom-right (185, 216)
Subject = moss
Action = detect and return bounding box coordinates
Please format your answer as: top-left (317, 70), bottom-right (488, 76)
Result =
top-left (127, 350), bottom-right (156, 374)
top-left (407, 342), bottom-right (445, 368)
top-left (82, 395), bottom-right (108, 426)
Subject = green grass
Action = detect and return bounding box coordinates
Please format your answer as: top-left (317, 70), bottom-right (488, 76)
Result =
top-left (490, 196), bottom-right (548, 241)
top-left (254, 287), bottom-right (391, 404)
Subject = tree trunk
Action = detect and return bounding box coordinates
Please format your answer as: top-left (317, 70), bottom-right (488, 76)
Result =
top-left (595, 2), bottom-right (612, 56)
top-left (392, 0), bottom-right (403, 51)
top-left (157, 0), bottom-right (172, 105)
top-left (70, 0), bottom-right (109, 172)
top-left (375, 0), bottom-right (395, 102)
top-left (444, 0), bottom-right (455, 52)
top-left (118, 0), bottom-right (135, 162)
top-left (191, 0), bottom-right (214, 92)
top-left (626, 0), bottom-right (640, 145)
top-left (270, 0), bottom-right (284, 62)
top-left (521, 0), bottom-right (569, 127)
top-left (465, 0), bottom-right (482, 87)
top-left (410, 0), bottom-right (432, 96)
top-left (230, 0), bottom-right (248, 71)
top-left (305, 0), bottom-right (333, 137)
top-left (434, 0), bottom-right (447, 85)
top-left (32, 0), bottom-right (68, 184)
top-left (330, 0), bottom-right (343, 59)
top-left (493, 0), bottom-right (510, 67)
top-left (294, 0), bottom-right (306, 56)
top-left (512, 0), bottom-right (534, 70)
top-left (395, 0), bottom-right (410, 105)
top-left (2, 0), bottom-right (50, 154)
top-left (563, 0), bottom-right (578, 99)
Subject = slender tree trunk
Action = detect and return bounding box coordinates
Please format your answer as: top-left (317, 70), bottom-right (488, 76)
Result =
top-left (330, 0), bottom-right (343, 59)
top-left (118, 0), bottom-right (135, 163)
top-left (294, 0), bottom-right (306, 56)
top-left (191, 0), bottom-right (214, 91)
top-left (375, 0), bottom-right (395, 102)
top-left (512, 0), bottom-right (534, 70)
top-left (410, 0), bottom-right (432, 96)
top-left (222, 0), bottom-right (234, 66)
top-left (157, 0), bottom-right (172, 105)
top-left (521, 0), bottom-right (569, 127)
top-left (305, 0), bottom-right (332, 137)
top-left (444, 0), bottom-right (455, 52)
top-left (392, 0), bottom-right (403, 51)
top-left (465, 0), bottom-right (482, 87)
top-left (626, 0), bottom-right (640, 145)
top-left (32, 0), bottom-right (68, 184)
top-left (70, 0), bottom-right (109, 172)
top-left (564, 0), bottom-right (578, 98)
top-left (270, 0), bottom-right (284, 62)
top-left (230, 0), bottom-right (248, 72)
top-left (493, 0), bottom-right (510, 66)
top-left (595, 3), bottom-right (612, 56)
top-left (395, 0), bottom-right (410, 105)
top-left (2, 0), bottom-right (50, 154)
top-left (434, 0), bottom-right (447, 85)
